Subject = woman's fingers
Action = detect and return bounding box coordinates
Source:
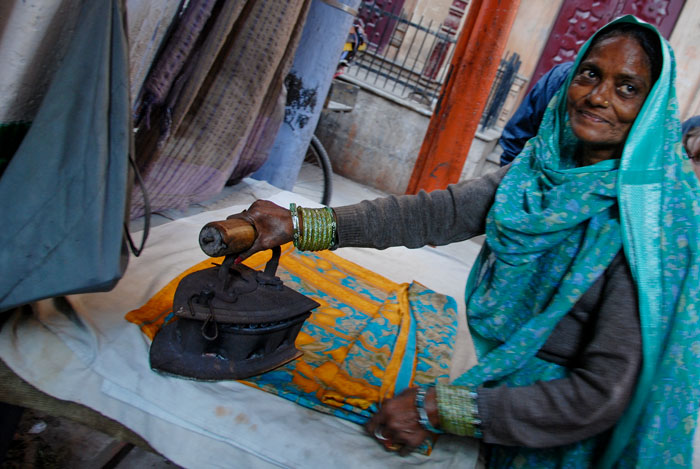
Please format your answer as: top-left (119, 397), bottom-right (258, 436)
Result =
top-left (384, 414), bottom-right (428, 450)
top-left (367, 405), bottom-right (404, 452)
top-left (225, 200), bottom-right (294, 260)
top-left (367, 389), bottom-right (434, 455)
top-left (366, 406), bottom-right (387, 441)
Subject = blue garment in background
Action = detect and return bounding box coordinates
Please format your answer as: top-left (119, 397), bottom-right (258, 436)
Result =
top-left (499, 63), bottom-right (573, 166)
top-left (682, 115), bottom-right (700, 134)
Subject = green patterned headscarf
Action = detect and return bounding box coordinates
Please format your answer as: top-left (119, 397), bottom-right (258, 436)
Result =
top-left (454, 15), bottom-right (700, 468)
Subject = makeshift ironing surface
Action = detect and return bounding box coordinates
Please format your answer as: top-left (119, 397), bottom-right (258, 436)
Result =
top-left (149, 218), bottom-right (318, 380)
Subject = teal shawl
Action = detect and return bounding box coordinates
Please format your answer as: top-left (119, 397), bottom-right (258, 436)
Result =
top-left (453, 15), bottom-right (700, 468)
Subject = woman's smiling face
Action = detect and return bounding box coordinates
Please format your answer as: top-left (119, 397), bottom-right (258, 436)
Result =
top-left (566, 34), bottom-right (653, 162)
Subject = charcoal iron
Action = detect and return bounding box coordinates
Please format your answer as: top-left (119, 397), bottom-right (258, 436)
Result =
top-left (150, 218), bottom-right (319, 380)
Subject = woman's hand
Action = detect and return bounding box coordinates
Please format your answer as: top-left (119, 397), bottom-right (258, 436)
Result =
top-left (226, 200), bottom-right (293, 261)
top-left (366, 387), bottom-right (439, 455)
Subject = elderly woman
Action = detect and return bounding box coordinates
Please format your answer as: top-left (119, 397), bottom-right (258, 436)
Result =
top-left (230, 16), bottom-right (699, 467)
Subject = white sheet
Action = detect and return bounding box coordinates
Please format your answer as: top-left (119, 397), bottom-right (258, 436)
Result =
top-left (0, 178), bottom-right (482, 468)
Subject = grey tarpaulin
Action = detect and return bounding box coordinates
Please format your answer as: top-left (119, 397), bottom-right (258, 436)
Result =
top-left (0, 0), bottom-right (131, 311)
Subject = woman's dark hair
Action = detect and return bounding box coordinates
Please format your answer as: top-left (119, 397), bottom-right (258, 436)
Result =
top-left (584, 22), bottom-right (663, 86)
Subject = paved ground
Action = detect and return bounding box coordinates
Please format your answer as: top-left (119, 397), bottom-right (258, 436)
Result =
top-left (2, 408), bottom-right (179, 468)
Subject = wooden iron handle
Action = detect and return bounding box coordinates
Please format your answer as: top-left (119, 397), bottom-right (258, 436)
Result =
top-left (199, 218), bottom-right (256, 257)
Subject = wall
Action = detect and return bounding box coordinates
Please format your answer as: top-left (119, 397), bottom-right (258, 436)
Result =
top-left (495, 0), bottom-right (563, 116)
top-left (316, 87), bottom-right (428, 195)
top-left (0, 0), bottom-right (179, 123)
top-left (670, 1), bottom-right (700, 120)
top-left (316, 83), bottom-right (502, 194)
top-left (0, 0), bottom-right (83, 122)
top-left (501, 0), bottom-right (564, 82)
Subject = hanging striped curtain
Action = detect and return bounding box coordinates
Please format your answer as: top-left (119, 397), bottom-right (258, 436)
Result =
top-left (131, 0), bottom-right (311, 217)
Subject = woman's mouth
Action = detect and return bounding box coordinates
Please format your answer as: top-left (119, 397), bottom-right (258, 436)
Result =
top-left (578, 109), bottom-right (610, 125)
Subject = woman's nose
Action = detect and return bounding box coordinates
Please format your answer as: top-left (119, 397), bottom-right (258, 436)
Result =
top-left (586, 81), bottom-right (613, 107)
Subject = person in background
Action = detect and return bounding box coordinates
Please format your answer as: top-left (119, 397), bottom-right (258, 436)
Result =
top-left (228, 17), bottom-right (699, 467)
top-left (683, 116), bottom-right (700, 180)
top-left (682, 115), bottom-right (700, 135)
top-left (334, 19), bottom-right (367, 78)
top-left (498, 62), bottom-right (572, 166)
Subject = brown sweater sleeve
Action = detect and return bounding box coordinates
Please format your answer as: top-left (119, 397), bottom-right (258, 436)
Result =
top-left (333, 166), bottom-right (509, 249)
top-left (477, 253), bottom-right (641, 448)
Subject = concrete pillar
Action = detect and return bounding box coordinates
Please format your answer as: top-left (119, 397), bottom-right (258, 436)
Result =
top-left (252, 0), bottom-right (361, 191)
top-left (405, 0), bottom-right (520, 194)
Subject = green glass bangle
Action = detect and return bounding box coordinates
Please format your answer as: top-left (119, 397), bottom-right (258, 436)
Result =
top-left (304, 208), bottom-right (319, 251)
top-left (324, 208), bottom-right (337, 250)
top-left (293, 206), bottom-right (336, 251)
top-left (320, 208), bottom-right (332, 249)
top-left (312, 207), bottom-right (326, 251)
top-left (313, 209), bottom-right (324, 250)
top-left (298, 208), bottom-right (307, 250)
top-left (290, 203), bottom-right (300, 248)
top-left (300, 207), bottom-right (313, 251)
top-left (326, 207), bottom-right (338, 249)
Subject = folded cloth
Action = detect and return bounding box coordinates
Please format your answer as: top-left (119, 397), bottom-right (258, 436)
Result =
top-left (126, 244), bottom-right (458, 451)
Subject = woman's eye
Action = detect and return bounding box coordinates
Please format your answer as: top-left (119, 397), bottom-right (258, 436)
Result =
top-left (619, 84), bottom-right (637, 96)
top-left (576, 68), bottom-right (597, 82)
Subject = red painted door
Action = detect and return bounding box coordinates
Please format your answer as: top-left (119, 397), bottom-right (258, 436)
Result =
top-left (358, 0), bottom-right (406, 54)
top-left (423, 0), bottom-right (470, 79)
top-left (527, 0), bottom-right (686, 93)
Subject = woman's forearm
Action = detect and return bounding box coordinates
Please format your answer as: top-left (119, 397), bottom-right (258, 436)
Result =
top-left (333, 166), bottom-right (508, 249)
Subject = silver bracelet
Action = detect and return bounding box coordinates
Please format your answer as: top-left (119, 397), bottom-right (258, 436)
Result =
top-left (415, 386), bottom-right (444, 434)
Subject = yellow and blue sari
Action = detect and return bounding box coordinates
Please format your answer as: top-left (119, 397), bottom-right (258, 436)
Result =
top-left (127, 244), bottom-right (458, 452)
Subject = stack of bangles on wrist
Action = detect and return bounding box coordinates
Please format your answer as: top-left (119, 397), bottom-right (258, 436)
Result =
top-left (290, 203), bottom-right (337, 251)
top-left (434, 383), bottom-right (483, 438)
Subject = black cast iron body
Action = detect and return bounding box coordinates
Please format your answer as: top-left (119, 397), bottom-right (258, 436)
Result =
top-left (150, 246), bottom-right (318, 380)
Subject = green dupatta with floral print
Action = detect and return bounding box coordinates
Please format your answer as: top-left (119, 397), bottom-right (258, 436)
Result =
top-left (453, 15), bottom-right (700, 468)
